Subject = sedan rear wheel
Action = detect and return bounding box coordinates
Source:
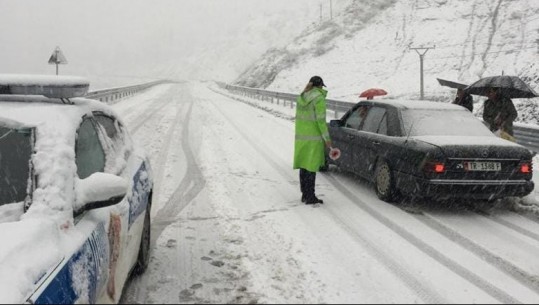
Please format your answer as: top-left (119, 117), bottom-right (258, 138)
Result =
top-left (374, 160), bottom-right (397, 202)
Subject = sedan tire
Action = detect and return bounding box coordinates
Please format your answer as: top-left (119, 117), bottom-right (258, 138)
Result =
top-left (374, 160), bottom-right (397, 202)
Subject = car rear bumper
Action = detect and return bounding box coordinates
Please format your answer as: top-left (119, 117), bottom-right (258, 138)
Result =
top-left (396, 172), bottom-right (535, 200)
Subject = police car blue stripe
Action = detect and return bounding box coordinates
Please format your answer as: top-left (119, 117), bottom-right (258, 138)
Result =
top-left (31, 224), bottom-right (108, 304)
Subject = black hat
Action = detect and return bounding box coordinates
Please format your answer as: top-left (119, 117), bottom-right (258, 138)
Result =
top-left (309, 75), bottom-right (326, 87)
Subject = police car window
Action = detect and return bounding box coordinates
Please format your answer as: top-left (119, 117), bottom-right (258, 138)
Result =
top-left (94, 115), bottom-right (118, 139)
top-left (361, 107), bottom-right (387, 133)
top-left (0, 126), bottom-right (33, 206)
top-left (76, 118), bottom-right (105, 179)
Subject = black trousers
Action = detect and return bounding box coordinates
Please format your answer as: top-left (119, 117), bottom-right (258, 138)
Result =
top-left (299, 168), bottom-right (316, 199)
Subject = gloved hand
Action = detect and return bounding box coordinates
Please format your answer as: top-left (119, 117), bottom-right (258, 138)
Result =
top-left (329, 147), bottom-right (341, 160)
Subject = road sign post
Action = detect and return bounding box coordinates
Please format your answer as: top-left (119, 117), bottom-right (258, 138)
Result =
top-left (48, 46), bottom-right (68, 75)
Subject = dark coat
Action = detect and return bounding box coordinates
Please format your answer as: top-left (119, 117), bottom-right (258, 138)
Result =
top-left (482, 96), bottom-right (518, 136)
top-left (453, 93), bottom-right (473, 112)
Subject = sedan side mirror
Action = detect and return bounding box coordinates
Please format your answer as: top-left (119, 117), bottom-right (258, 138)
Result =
top-left (330, 120), bottom-right (343, 127)
top-left (74, 172), bottom-right (128, 216)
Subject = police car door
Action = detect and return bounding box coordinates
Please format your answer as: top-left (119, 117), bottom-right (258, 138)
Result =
top-left (27, 117), bottom-right (111, 304)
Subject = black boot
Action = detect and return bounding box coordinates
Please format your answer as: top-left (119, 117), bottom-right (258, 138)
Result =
top-left (305, 196), bottom-right (323, 204)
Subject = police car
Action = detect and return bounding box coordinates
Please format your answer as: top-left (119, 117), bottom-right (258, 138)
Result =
top-left (0, 75), bottom-right (153, 303)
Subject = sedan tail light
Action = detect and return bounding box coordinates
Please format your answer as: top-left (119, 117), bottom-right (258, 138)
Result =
top-left (434, 163), bottom-right (445, 173)
top-left (520, 161), bottom-right (532, 174)
top-left (423, 161), bottom-right (446, 174)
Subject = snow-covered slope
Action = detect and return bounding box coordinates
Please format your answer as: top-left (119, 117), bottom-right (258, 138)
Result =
top-left (235, 0), bottom-right (539, 109)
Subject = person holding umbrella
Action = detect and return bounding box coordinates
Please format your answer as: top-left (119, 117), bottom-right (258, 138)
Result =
top-left (453, 88), bottom-right (473, 112)
top-left (465, 75), bottom-right (538, 137)
top-left (482, 87), bottom-right (518, 136)
top-left (436, 78), bottom-right (473, 111)
top-left (293, 76), bottom-right (333, 205)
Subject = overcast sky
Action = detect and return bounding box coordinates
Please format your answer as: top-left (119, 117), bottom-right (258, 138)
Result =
top-left (0, 0), bottom-right (321, 88)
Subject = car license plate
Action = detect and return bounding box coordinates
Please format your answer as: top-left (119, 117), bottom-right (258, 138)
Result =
top-left (465, 162), bottom-right (501, 171)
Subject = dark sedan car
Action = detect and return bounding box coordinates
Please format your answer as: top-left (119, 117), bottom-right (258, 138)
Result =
top-left (326, 100), bottom-right (534, 202)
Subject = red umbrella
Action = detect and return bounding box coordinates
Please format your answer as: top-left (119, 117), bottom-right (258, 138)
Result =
top-left (359, 88), bottom-right (387, 100)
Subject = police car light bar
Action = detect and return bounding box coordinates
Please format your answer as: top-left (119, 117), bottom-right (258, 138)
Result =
top-left (0, 74), bottom-right (89, 99)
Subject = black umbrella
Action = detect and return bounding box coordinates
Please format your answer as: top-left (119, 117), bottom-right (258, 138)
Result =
top-left (436, 78), bottom-right (468, 89)
top-left (464, 75), bottom-right (538, 98)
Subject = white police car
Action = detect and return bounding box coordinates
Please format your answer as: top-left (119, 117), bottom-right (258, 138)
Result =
top-left (0, 75), bottom-right (153, 303)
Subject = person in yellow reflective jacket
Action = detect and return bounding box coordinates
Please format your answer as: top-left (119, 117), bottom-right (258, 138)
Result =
top-left (293, 76), bottom-right (332, 204)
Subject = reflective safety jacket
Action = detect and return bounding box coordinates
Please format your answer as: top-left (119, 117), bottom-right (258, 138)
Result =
top-left (293, 87), bottom-right (330, 172)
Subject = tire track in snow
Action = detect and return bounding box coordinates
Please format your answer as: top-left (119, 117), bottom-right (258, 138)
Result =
top-left (512, 204), bottom-right (539, 225)
top-left (120, 85), bottom-right (189, 304)
top-left (325, 175), bottom-right (519, 304)
top-left (115, 85), bottom-right (172, 128)
top-left (152, 98), bottom-right (206, 247)
top-left (477, 211), bottom-right (539, 244)
top-left (207, 93), bottom-right (446, 304)
top-left (129, 91), bottom-right (175, 134)
top-left (146, 87), bottom-right (188, 208)
top-left (415, 212), bottom-right (539, 297)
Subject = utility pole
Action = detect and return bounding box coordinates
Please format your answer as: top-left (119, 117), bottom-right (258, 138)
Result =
top-left (330, 0), bottom-right (333, 20)
top-left (320, 3), bottom-right (323, 23)
top-left (410, 46), bottom-right (435, 100)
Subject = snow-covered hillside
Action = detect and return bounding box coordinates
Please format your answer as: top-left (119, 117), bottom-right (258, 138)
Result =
top-left (235, 0), bottom-right (539, 121)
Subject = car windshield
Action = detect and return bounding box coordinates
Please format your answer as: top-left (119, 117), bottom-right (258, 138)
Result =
top-left (0, 126), bottom-right (33, 206)
top-left (401, 109), bottom-right (494, 137)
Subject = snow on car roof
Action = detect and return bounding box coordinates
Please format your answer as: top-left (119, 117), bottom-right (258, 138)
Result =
top-left (362, 99), bottom-right (465, 111)
top-left (411, 135), bottom-right (522, 148)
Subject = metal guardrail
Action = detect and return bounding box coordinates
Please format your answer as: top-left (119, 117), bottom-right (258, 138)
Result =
top-left (217, 82), bottom-right (353, 118)
top-left (218, 82), bottom-right (539, 153)
top-left (514, 126), bottom-right (539, 153)
top-left (86, 80), bottom-right (169, 103)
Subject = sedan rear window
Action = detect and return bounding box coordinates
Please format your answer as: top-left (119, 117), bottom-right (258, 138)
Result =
top-left (401, 109), bottom-right (493, 137)
top-left (0, 126), bottom-right (33, 206)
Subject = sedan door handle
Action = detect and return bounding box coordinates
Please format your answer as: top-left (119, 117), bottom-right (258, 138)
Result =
top-left (347, 134), bottom-right (355, 139)
top-left (372, 141), bottom-right (381, 145)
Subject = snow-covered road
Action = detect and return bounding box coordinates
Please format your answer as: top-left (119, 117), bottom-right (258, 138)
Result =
top-left (116, 82), bottom-right (539, 304)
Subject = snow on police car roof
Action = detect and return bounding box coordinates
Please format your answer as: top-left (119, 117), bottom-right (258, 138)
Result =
top-left (0, 76), bottom-right (128, 302)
